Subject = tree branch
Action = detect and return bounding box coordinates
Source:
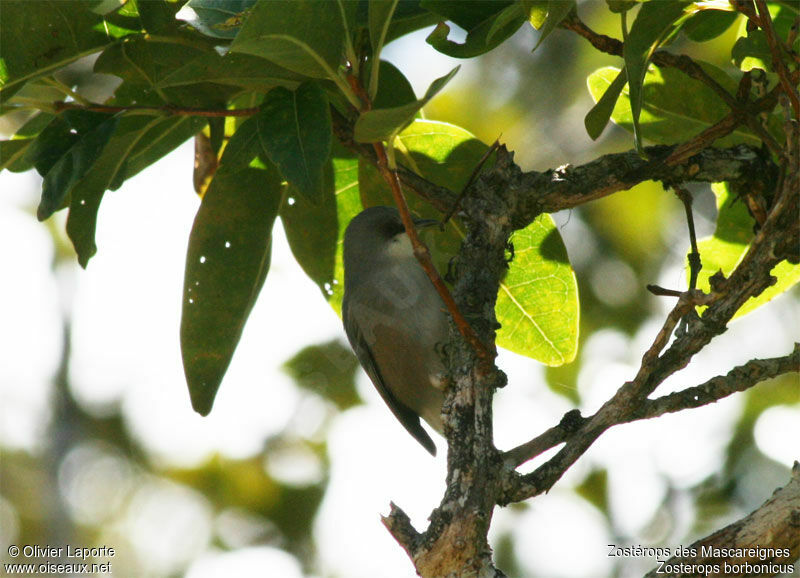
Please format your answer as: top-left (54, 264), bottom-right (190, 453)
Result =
top-left (644, 462), bottom-right (800, 577)
top-left (499, 138), bottom-right (799, 501)
top-left (503, 346), bottom-right (800, 469)
top-left (493, 143), bottom-right (776, 228)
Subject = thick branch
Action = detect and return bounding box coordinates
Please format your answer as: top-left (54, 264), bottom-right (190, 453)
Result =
top-left (644, 462), bottom-right (800, 577)
top-left (500, 135), bottom-right (799, 502)
top-left (505, 144), bottom-right (774, 226)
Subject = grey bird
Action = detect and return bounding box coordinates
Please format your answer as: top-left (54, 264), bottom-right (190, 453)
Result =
top-left (342, 206), bottom-right (448, 455)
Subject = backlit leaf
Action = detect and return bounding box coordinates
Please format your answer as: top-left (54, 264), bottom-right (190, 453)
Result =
top-left (623, 1), bottom-right (693, 151)
top-left (587, 65), bottom-right (770, 147)
top-left (354, 66), bottom-right (459, 142)
top-left (694, 183), bottom-right (800, 319)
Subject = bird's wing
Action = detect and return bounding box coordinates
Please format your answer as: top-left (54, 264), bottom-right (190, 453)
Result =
top-left (343, 301), bottom-right (437, 456)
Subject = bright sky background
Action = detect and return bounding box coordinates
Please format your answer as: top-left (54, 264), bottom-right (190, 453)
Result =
top-left (1, 27), bottom-right (799, 578)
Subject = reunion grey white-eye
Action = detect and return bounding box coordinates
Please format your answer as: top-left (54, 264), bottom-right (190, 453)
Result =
top-left (342, 206), bottom-right (448, 455)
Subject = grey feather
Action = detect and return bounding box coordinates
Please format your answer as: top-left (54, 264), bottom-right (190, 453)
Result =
top-left (342, 206), bottom-right (448, 456)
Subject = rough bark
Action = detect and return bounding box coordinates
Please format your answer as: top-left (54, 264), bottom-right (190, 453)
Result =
top-left (645, 462), bottom-right (800, 577)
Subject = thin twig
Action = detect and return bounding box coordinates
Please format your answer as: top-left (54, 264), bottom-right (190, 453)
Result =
top-left (502, 345), bottom-right (799, 476)
top-left (442, 139), bottom-right (501, 225)
top-left (673, 186), bottom-right (702, 292)
top-left (754, 0), bottom-right (800, 118)
top-left (372, 142), bottom-right (494, 367)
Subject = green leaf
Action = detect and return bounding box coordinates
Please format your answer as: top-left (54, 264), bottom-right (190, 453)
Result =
top-left (158, 51), bottom-right (304, 92)
top-left (424, 1), bottom-right (527, 58)
top-left (623, 1), bottom-right (693, 152)
top-left (586, 65), bottom-right (767, 147)
top-left (732, 3), bottom-right (800, 72)
top-left (119, 116), bottom-right (207, 183)
top-left (530, 0), bottom-right (575, 52)
top-left (280, 169), bottom-right (338, 298)
top-left (0, 139), bottom-right (34, 173)
top-left (0, 0), bottom-right (136, 99)
top-left (330, 154), bottom-right (363, 314)
top-left (694, 183), bottom-right (800, 319)
top-left (367, 0), bottom-right (399, 98)
top-left (23, 116), bottom-right (80, 176)
top-left (282, 340), bottom-right (361, 411)
top-left (230, 0), bottom-right (345, 80)
top-left (181, 165), bottom-right (283, 416)
top-left (359, 120), bottom-right (578, 364)
top-left (421, 1), bottom-right (514, 30)
top-left (178, 0), bottom-right (257, 39)
top-left (584, 68), bottom-right (627, 140)
top-left (382, 1), bottom-right (441, 44)
top-left (369, 0), bottom-right (399, 60)
top-left (497, 214), bottom-right (578, 365)
top-left (38, 115), bottom-right (119, 221)
top-left (372, 60), bottom-right (417, 110)
top-left (605, 1), bottom-right (637, 14)
top-left (94, 36), bottom-right (232, 107)
top-left (682, 9), bottom-right (738, 43)
top-left (257, 82), bottom-right (332, 204)
top-left (137, 0), bottom-right (183, 35)
top-left (354, 66), bottom-right (459, 142)
top-left (65, 115), bottom-right (165, 267)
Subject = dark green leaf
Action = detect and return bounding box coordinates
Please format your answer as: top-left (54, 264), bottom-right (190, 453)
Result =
top-left (367, 0), bottom-right (399, 98)
top-left (282, 340), bottom-right (361, 410)
top-left (137, 0), bottom-right (183, 35)
top-left (181, 165), bottom-right (283, 415)
top-left (421, 0), bottom-right (514, 30)
top-left (219, 114), bottom-right (262, 168)
top-left (230, 0), bottom-right (345, 80)
top-left (280, 164), bottom-right (338, 296)
top-left (424, 1), bottom-right (526, 58)
top-left (65, 115), bottom-right (165, 267)
top-left (1, 139), bottom-right (34, 173)
top-left (179, 0), bottom-right (257, 39)
top-left (382, 0), bottom-right (441, 44)
top-left (120, 115), bottom-right (207, 182)
top-left (24, 117), bottom-right (79, 176)
top-left (605, 0), bottom-right (637, 14)
top-left (0, 0), bottom-right (136, 99)
top-left (531, 0), bottom-right (575, 52)
top-left (372, 60), bottom-right (417, 110)
top-left (682, 9), bottom-right (739, 43)
top-left (38, 115), bottom-right (119, 221)
top-left (354, 66), bottom-right (459, 142)
top-left (584, 68), bottom-right (627, 140)
top-left (94, 36), bottom-right (230, 106)
top-left (257, 82), bottom-right (332, 204)
top-left (158, 51), bottom-right (304, 92)
top-left (623, 1), bottom-right (692, 152)
top-left (369, 0), bottom-right (399, 59)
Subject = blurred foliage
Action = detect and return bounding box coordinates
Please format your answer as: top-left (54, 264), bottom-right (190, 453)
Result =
top-left (282, 340), bottom-right (361, 411)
